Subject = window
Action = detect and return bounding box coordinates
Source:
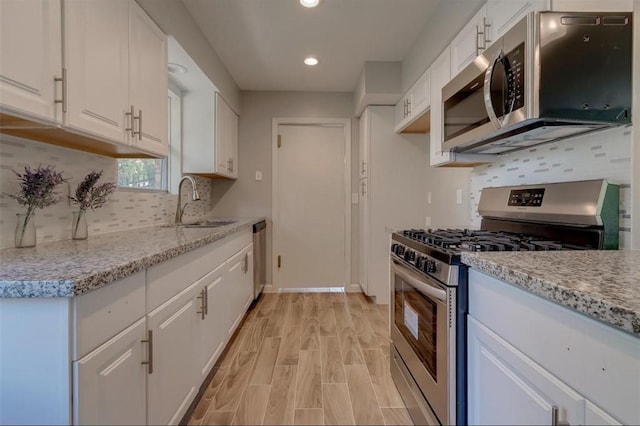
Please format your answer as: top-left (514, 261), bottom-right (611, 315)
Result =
top-left (117, 89), bottom-right (181, 191)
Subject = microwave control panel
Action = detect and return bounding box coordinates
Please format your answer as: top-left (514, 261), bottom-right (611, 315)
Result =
top-left (505, 42), bottom-right (525, 112)
top-left (508, 188), bottom-right (545, 207)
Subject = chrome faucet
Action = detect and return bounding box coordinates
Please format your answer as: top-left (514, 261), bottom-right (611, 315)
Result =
top-left (175, 175), bottom-right (200, 224)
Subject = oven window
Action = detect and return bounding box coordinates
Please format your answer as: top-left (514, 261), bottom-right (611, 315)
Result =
top-left (443, 72), bottom-right (490, 141)
top-left (394, 274), bottom-right (438, 380)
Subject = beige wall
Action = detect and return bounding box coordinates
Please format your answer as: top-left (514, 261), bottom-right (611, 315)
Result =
top-left (209, 91), bottom-right (357, 287)
top-left (137, 0), bottom-right (241, 112)
top-left (401, 0), bottom-right (484, 93)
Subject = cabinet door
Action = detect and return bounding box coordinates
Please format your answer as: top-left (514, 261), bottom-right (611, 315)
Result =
top-left (215, 93), bottom-right (230, 176)
top-left (74, 318), bottom-right (147, 425)
top-left (394, 96), bottom-right (406, 131)
top-left (450, 5), bottom-right (487, 78)
top-left (147, 281), bottom-right (200, 425)
top-left (0, 0), bottom-right (62, 122)
top-left (197, 264), bottom-right (226, 379)
top-left (227, 105), bottom-right (239, 178)
top-left (486, 0), bottom-right (549, 41)
top-left (410, 68), bottom-right (430, 117)
top-left (64, 0), bottom-right (129, 143)
top-left (429, 47), bottom-right (454, 166)
top-left (468, 316), bottom-right (584, 426)
top-left (225, 244), bottom-right (253, 335)
top-left (129, 0), bottom-right (168, 157)
top-left (359, 109), bottom-right (370, 179)
top-left (358, 178), bottom-right (369, 295)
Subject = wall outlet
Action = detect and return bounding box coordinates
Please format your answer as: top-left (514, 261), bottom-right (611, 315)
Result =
top-left (456, 189), bottom-right (463, 204)
top-left (425, 216), bottom-right (432, 227)
top-left (255, 171), bottom-right (263, 181)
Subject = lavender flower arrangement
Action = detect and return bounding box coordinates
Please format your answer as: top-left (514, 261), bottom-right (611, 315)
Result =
top-left (5, 164), bottom-right (66, 221)
top-left (70, 170), bottom-right (117, 212)
top-left (5, 165), bottom-right (66, 247)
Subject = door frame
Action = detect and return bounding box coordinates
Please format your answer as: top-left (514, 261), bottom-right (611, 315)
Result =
top-left (271, 117), bottom-right (352, 291)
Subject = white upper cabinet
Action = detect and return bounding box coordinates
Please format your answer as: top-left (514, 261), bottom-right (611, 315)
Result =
top-left (450, 5), bottom-right (488, 79)
top-left (394, 68), bottom-right (430, 133)
top-left (359, 110), bottom-right (369, 180)
top-left (183, 92), bottom-right (239, 179)
top-left (0, 0), bottom-right (62, 123)
top-left (129, 1), bottom-right (168, 157)
top-left (215, 94), bottom-right (239, 179)
top-left (486, 0), bottom-right (550, 41)
top-left (64, 0), bottom-right (130, 144)
top-left (550, 0), bottom-right (633, 11)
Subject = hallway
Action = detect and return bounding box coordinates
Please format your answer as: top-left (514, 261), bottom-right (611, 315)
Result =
top-left (188, 292), bottom-right (411, 425)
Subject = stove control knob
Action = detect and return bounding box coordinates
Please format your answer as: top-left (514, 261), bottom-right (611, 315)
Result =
top-left (390, 243), bottom-right (398, 254)
top-left (425, 260), bottom-right (437, 273)
top-left (404, 250), bottom-right (415, 262)
top-left (415, 256), bottom-right (426, 269)
top-left (396, 245), bottom-right (405, 256)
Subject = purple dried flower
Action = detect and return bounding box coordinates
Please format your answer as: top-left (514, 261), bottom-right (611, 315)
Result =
top-left (70, 170), bottom-right (116, 211)
top-left (4, 165), bottom-right (66, 221)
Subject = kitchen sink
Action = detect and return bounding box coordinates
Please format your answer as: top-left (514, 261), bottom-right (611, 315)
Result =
top-left (181, 219), bottom-right (238, 228)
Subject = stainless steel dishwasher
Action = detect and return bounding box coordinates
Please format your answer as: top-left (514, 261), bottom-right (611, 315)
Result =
top-left (252, 220), bottom-right (266, 300)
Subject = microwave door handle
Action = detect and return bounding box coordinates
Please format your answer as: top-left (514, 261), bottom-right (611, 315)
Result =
top-left (484, 49), bottom-right (504, 129)
top-left (392, 261), bottom-right (447, 302)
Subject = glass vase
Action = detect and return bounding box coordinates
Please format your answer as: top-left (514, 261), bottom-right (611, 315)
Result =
top-left (15, 213), bottom-right (36, 248)
top-left (72, 210), bottom-right (88, 240)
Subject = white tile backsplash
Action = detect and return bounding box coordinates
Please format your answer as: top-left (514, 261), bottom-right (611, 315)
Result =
top-left (470, 126), bottom-right (632, 248)
top-left (0, 135), bottom-right (214, 249)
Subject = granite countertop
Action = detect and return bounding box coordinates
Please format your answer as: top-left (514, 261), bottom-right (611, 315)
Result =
top-left (0, 217), bottom-right (265, 298)
top-left (461, 250), bottom-right (640, 337)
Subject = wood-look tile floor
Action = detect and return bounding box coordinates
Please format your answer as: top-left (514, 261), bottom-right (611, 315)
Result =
top-left (189, 292), bottom-right (412, 425)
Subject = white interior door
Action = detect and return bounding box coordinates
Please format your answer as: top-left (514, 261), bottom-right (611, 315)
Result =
top-left (275, 124), bottom-right (346, 289)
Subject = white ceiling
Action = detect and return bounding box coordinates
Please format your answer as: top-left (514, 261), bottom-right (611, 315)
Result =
top-left (181, 0), bottom-right (441, 92)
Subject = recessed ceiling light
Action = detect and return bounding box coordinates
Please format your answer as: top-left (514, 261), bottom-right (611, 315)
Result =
top-left (168, 63), bottom-right (188, 74)
top-left (300, 0), bottom-right (320, 8)
top-left (304, 57), bottom-right (319, 66)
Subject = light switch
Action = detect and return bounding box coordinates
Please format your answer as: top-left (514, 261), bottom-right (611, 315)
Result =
top-left (456, 189), bottom-right (463, 204)
top-left (255, 171), bottom-right (263, 181)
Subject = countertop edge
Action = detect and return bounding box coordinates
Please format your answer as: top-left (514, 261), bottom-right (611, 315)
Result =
top-left (0, 218), bottom-right (265, 298)
top-left (461, 253), bottom-right (640, 338)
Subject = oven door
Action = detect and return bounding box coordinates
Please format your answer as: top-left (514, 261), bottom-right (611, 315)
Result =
top-left (391, 259), bottom-right (453, 425)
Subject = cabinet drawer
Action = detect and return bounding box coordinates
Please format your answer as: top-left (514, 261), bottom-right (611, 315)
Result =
top-left (469, 269), bottom-right (640, 424)
top-left (74, 271), bottom-right (146, 360)
top-left (146, 230), bottom-right (251, 311)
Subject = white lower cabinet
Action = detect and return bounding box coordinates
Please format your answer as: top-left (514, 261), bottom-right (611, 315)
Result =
top-left (74, 318), bottom-right (148, 426)
top-left (196, 264), bottom-right (226, 379)
top-left (467, 269), bottom-right (638, 425)
top-left (225, 243), bottom-right (254, 335)
top-left (146, 280), bottom-right (201, 425)
top-left (468, 317), bottom-right (584, 426)
top-left (1, 231), bottom-right (255, 425)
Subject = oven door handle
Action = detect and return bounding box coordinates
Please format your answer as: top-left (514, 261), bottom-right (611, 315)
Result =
top-left (392, 261), bottom-right (447, 302)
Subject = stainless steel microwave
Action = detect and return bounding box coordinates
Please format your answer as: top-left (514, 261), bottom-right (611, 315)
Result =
top-left (442, 11), bottom-right (632, 155)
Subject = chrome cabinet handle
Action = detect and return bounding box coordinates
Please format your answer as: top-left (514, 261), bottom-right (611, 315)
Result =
top-left (197, 289), bottom-right (206, 320)
top-left (204, 287), bottom-right (208, 315)
top-left (361, 181), bottom-right (366, 196)
top-left (133, 109), bottom-right (142, 140)
top-left (229, 158), bottom-right (234, 173)
top-left (407, 98), bottom-right (411, 116)
top-left (242, 254), bottom-right (249, 273)
top-left (125, 105), bottom-right (135, 137)
top-left (54, 68), bottom-right (67, 113)
top-left (476, 25), bottom-right (483, 56)
top-left (141, 330), bottom-right (153, 374)
top-left (552, 406), bottom-right (571, 426)
top-left (483, 17), bottom-right (491, 47)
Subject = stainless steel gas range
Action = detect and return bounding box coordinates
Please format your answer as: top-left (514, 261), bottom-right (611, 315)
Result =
top-left (389, 179), bottom-right (619, 425)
